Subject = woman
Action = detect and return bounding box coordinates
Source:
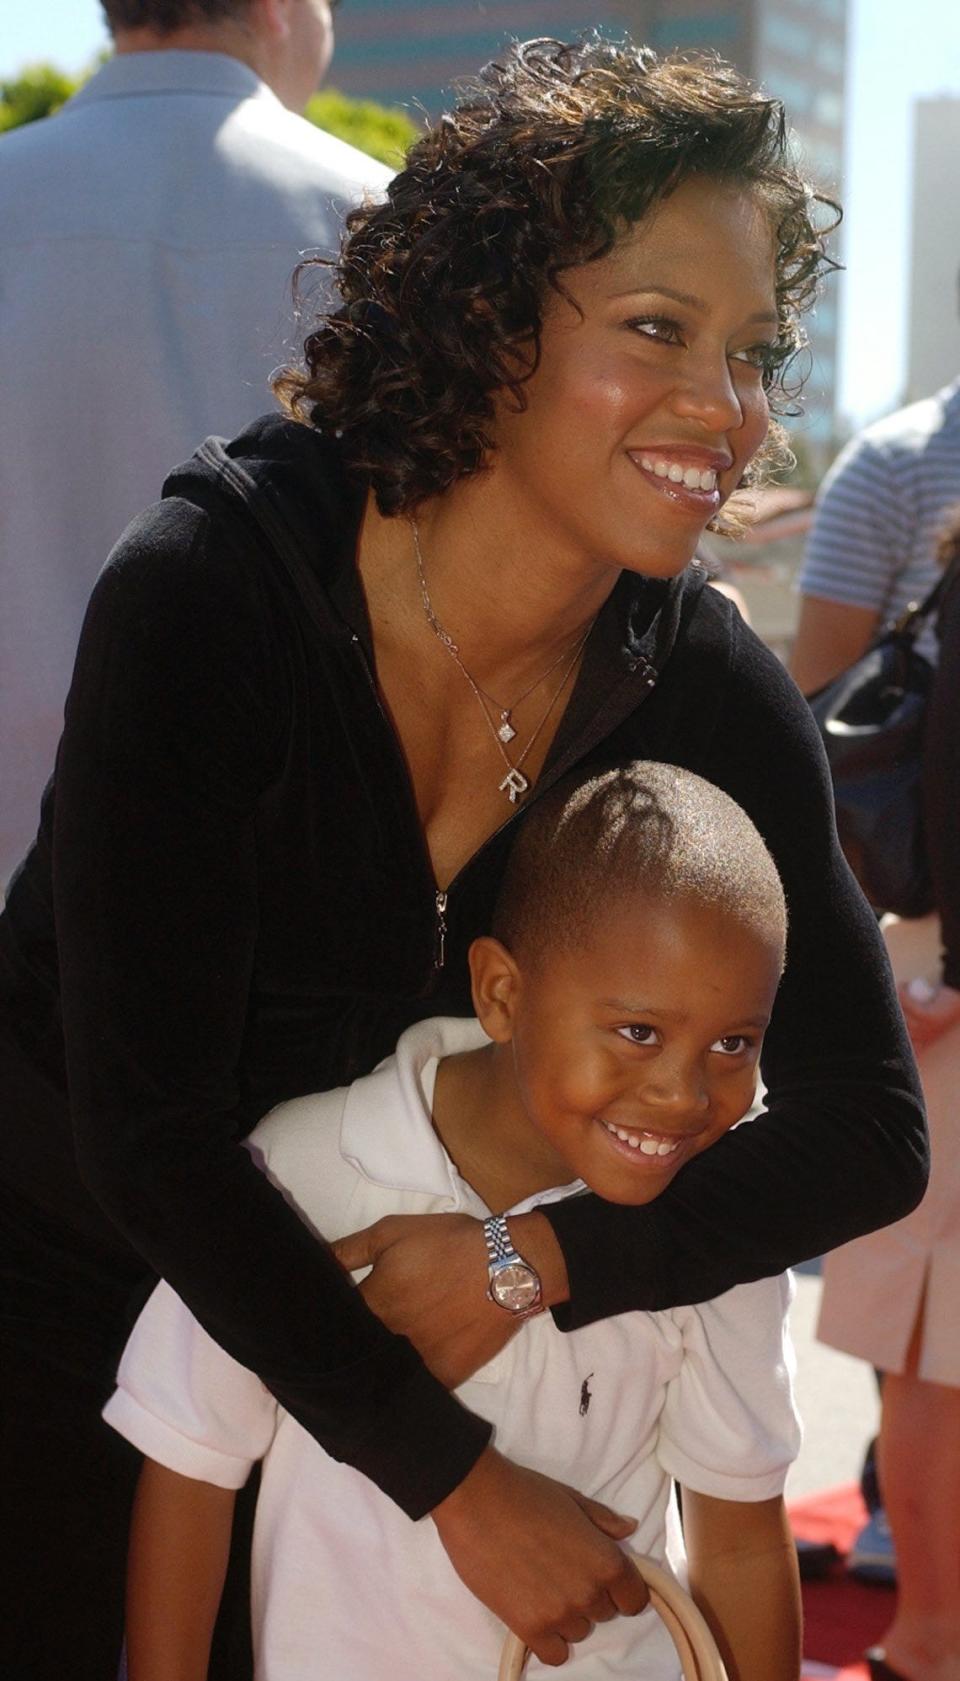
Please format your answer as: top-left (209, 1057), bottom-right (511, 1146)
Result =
top-left (818, 524), bottom-right (960, 1681)
top-left (0, 36), bottom-right (925, 1676)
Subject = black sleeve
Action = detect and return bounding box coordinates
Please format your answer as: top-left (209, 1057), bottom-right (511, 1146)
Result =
top-left (55, 503), bottom-right (489, 1518)
top-left (543, 603), bottom-right (928, 1322)
top-left (924, 575), bottom-right (960, 987)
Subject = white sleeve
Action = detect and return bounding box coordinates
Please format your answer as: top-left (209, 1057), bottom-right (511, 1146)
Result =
top-left (102, 1280), bottom-right (279, 1489)
top-left (656, 1274), bottom-right (801, 1502)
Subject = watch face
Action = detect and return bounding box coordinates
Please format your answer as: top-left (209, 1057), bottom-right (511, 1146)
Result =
top-left (491, 1262), bottom-right (540, 1314)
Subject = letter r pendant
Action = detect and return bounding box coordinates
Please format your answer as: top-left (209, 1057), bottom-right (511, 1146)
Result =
top-left (499, 769), bottom-right (530, 803)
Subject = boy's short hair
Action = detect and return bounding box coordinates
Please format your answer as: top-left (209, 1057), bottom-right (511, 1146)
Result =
top-left (492, 761), bottom-right (787, 963)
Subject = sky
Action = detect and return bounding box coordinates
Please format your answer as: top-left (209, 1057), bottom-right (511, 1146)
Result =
top-left (4, 0), bottom-right (960, 431)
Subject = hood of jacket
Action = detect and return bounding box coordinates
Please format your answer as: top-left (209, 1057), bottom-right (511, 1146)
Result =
top-left (160, 411), bottom-right (709, 745)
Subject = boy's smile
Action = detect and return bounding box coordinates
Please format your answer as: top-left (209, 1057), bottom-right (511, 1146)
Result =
top-left (437, 893), bottom-right (783, 1213)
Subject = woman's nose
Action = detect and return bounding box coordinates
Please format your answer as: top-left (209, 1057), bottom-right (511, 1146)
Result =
top-left (670, 351), bottom-right (744, 433)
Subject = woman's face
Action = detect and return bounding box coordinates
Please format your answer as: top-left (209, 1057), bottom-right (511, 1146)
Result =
top-left (489, 175), bottom-right (779, 579)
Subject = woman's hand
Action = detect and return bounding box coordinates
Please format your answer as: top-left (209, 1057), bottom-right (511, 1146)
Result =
top-left (431, 1446), bottom-right (647, 1667)
top-left (898, 977), bottom-right (960, 1052)
top-left (330, 1211), bottom-right (569, 1388)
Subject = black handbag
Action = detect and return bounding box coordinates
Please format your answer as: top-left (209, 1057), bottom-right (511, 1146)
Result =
top-left (808, 558), bottom-right (959, 918)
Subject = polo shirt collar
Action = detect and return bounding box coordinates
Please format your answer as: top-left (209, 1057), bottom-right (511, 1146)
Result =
top-left (340, 1016), bottom-right (585, 1215)
top-left (66, 50), bottom-right (275, 111)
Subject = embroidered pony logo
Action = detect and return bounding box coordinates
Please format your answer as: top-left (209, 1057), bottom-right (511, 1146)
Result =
top-left (579, 1373), bottom-right (594, 1417)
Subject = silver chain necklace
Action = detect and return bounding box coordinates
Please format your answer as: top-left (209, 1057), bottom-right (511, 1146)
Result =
top-left (412, 520), bottom-right (584, 745)
top-left (411, 518), bottom-right (592, 803)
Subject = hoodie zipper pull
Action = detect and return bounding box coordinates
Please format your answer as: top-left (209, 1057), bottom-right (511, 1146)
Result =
top-left (435, 890), bottom-right (448, 970)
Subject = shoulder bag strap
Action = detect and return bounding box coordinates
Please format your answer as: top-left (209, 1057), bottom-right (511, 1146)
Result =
top-left (891, 549), bottom-right (960, 640)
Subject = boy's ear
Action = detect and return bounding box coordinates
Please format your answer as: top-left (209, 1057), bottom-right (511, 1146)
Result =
top-left (468, 936), bottom-right (522, 1042)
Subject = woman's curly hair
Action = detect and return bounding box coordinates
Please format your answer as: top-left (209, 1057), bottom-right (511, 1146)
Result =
top-left (274, 35), bottom-right (840, 518)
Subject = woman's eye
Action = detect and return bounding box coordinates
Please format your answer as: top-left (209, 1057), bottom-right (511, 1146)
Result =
top-left (616, 1024), bottom-right (658, 1046)
top-left (625, 315), bottom-right (684, 345)
top-left (730, 341), bottom-right (780, 372)
top-left (710, 1034), bottom-right (752, 1056)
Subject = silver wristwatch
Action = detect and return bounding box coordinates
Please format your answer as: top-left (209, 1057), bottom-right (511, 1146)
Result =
top-left (483, 1214), bottom-right (543, 1316)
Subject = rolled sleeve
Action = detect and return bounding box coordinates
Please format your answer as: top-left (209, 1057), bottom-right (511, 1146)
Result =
top-left (657, 1275), bottom-right (801, 1502)
top-left (103, 1280), bottom-right (278, 1488)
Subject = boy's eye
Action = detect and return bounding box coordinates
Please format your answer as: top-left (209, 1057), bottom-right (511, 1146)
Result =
top-left (710, 1034), bottom-right (753, 1056)
top-left (616, 1023), bottom-right (658, 1046)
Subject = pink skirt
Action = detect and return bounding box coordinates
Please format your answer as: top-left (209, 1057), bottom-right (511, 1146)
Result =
top-left (817, 914), bottom-right (960, 1388)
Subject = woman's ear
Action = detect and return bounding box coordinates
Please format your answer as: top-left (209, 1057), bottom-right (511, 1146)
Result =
top-left (468, 936), bottom-right (521, 1042)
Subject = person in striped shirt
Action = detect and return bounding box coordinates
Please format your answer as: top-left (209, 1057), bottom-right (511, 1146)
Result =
top-left (790, 374), bottom-right (960, 697)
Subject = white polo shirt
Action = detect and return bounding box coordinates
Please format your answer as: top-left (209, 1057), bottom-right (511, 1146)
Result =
top-left (104, 1016), bottom-right (799, 1681)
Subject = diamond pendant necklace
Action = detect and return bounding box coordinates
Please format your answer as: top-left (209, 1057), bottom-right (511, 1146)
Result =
top-left (412, 519), bottom-right (586, 744)
top-left (473, 639), bottom-right (584, 745)
top-left (411, 518), bottom-right (593, 803)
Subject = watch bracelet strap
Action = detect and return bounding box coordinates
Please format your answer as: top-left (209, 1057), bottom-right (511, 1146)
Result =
top-left (483, 1213), bottom-right (516, 1266)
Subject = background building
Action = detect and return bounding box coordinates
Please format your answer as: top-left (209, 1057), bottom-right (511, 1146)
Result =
top-left (328, 1), bottom-right (632, 111)
top-left (906, 96), bottom-right (960, 400)
top-left (332, 0), bottom-right (847, 461)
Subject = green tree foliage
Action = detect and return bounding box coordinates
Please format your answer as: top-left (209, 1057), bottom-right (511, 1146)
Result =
top-left (305, 87), bottom-right (418, 167)
top-left (0, 63), bottom-right (78, 132)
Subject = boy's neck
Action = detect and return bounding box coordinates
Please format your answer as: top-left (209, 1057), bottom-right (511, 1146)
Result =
top-left (432, 1042), bottom-right (574, 1214)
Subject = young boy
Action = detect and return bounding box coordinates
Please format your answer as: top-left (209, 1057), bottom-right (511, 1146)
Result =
top-left (105, 762), bottom-right (802, 1681)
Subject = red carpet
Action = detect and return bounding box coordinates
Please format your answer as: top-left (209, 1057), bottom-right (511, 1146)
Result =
top-left (789, 1484), bottom-right (895, 1680)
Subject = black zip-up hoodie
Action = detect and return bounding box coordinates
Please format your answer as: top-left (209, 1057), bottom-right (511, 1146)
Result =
top-left (0, 415), bottom-right (926, 1515)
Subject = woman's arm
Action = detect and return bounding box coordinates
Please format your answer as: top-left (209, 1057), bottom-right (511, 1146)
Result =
top-left (330, 1211), bottom-right (569, 1387)
top-left (541, 601), bottom-right (926, 1322)
top-left (683, 1491), bottom-right (801, 1681)
top-left (126, 1462), bottom-right (235, 1681)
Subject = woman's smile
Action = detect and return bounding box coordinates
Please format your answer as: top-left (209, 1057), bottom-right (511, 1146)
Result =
top-left (625, 447), bottom-right (728, 515)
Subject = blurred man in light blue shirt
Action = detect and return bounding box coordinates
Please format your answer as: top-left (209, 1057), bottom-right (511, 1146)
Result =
top-left (0, 1), bottom-right (391, 886)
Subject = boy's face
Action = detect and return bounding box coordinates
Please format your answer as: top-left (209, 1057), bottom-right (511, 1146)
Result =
top-left (478, 893), bottom-right (783, 1206)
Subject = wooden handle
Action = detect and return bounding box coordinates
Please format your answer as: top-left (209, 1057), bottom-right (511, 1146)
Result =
top-left (496, 1552), bottom-right (729, 1680)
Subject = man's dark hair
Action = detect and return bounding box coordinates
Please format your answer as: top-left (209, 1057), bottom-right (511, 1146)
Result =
top-left (100, 1), bottom-right (251, 33)
top-left (491, 761), bottom-right (787, 966)
top-left (275, 34), bottom-right (839, 518)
